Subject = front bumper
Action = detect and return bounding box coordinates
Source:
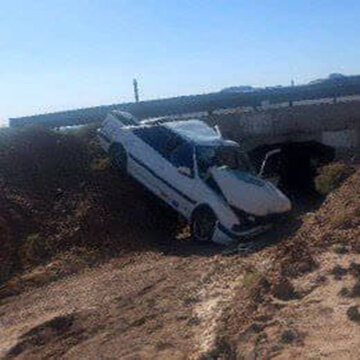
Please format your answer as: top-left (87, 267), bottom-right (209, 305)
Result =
top-left (212, 222), bottom-right (273, 245)
top-left (212, 211), bottom-right (290, 245)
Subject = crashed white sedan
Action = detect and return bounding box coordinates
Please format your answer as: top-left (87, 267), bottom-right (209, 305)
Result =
top-left (98, 111), bottom-right (291, 245)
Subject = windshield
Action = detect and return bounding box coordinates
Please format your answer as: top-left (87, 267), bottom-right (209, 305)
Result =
top-left (196, 145), bottom-right (254, 178)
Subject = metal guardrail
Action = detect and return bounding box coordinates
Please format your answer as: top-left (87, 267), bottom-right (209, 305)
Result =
top-left (9, 76), bottom-right (360, 128)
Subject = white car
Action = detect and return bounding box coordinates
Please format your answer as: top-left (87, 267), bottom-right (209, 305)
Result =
top-left (98, 111), bottom-right (291, 245)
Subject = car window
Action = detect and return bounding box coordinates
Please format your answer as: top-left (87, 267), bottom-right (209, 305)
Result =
top-left (196, 145), bottom-right (254, 178)
top-left (133, 126), bottom-right (184, 160)
top-left (169, 142), bottom-right (194, 175)
top-left (133, 126), bottom-right (170, 155)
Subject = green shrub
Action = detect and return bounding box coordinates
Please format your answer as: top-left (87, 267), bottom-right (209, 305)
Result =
top-left (315, 163), bottom-right (352, 195)
top-left (242, 268), bottom-right (260, 289)
top-left (91, 157), bottom-right (110, 171)
top-left (329, 212), bottom-right (354, 230)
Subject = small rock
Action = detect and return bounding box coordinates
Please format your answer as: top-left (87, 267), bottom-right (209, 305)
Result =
top-left (187, 316), bottom-right (201, 326)
top-left (347, 306), bottom-right (360, 323)
top-left (332, 244), bottom-right (350, 254)
top-left (248, 322), bottom-right (263, 333)
top-left (338, 287), bottom-right (350, 297)
top-left (349, 262), bottom-right (360, 277)
top-left (271, 343), bottom-right (283, 353)
top-left (352, 283), bottom-right (360, 296)
top-left (314, 275), bottom-right (327, 286)
top-left (330, 265), bottom-right (348, 280)
top-left (273, 278), bottom-right (299, 301)
top-left (281, 329), bottom-right (298, 344)
top-left (254, 314), bottom-right (272, 323)
top-left (345, 283), bottom-right (360, 298)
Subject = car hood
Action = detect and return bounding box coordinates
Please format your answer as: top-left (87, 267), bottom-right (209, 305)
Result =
top-left (210, 167), bottom-right (291, 216)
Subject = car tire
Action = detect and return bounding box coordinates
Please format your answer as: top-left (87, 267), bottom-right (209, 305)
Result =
top-left (109, 143), bottom-right (127, 174)
top-left (191, 207), bottom-right (217, 243)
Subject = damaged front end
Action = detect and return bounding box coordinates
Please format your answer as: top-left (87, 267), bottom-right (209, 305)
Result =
top-left (230, 207), bottom-right (288, 233)
top-left (210, 166), bottom-right (291, 243)
top-left (212, 207), bottom-right (289, 245)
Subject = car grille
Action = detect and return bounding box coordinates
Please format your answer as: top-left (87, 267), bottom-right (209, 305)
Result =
top-left (231, 207), bottom-right (288, 232)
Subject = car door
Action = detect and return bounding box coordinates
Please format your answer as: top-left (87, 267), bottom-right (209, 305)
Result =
top-left (157, 140), bottom-right (197, 218)
top-left (125, 126), bottom-right (167, 195)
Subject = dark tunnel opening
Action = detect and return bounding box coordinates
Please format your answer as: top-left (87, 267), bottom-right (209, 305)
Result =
top-left (249, 141), bottom-right (336, 196)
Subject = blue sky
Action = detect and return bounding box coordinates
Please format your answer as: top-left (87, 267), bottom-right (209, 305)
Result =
top-left (1, 0), bottom-right (360, 124)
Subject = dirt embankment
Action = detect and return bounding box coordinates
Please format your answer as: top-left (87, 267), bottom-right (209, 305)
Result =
top-left (1, 125), bottom-right (360, 359)
top-left (212, 168), bottom-right (360, 359)
top-left (0, 125), bottom-right (176, 293)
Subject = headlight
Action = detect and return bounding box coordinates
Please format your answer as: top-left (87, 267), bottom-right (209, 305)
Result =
top-left (231, 208), bottom-right (289, 232)
top-left (230, 207), bottom-right (256, 231)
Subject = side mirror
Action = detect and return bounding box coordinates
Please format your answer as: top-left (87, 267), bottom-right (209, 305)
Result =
top-left (178, 166), bottom-right (192, 177)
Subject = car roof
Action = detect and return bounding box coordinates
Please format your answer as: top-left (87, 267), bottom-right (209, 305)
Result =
top-left (110, 110), bottom-right (139, 125)
top-left (163, 120), bottom-right (227, 146)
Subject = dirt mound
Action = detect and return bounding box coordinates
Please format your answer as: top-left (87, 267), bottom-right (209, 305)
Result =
top-left (0, 185), bottom-right (35, 284)
top-left (266, 165), bottom-right (360, 283)
top-left (3, 310), bottom-right (107, 360)
top-left (0, 125), bottom-right (178, 291)
top-left (2, 124), bottom-right (360, 359)
top-left (211, 167), bottom-right (360, 358)
top-left (289, 167), bottom-right (360, 252)
top-left (0, 194), bottom-right (14, 278)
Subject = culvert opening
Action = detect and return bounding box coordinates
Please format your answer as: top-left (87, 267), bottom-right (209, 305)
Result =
top-left (249, 141), bottom-right (335, 195)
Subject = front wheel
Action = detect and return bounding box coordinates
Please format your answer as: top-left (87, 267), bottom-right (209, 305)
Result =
top-left (191, 207), bottom-right (217, 243)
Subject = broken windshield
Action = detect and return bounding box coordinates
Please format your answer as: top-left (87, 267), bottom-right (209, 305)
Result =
top-left (196, 145), bottom-right (254, 178)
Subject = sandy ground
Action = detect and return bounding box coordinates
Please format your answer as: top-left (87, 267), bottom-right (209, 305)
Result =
top-left (273, 252), bottom-right (360, 360)
top-left (2, 232), bottom-right (360, 359)
top-left (222, 250), bottom-right (360, 360)
top-left (0, 239), bottom-right (252, 359)
top-left (3, 164), bottom-right (360, 360)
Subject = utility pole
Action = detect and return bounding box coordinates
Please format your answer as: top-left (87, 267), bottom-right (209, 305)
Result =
top-left (289, 79), bottom-right (295, 107)
top-left (133, 79), bottom-right (139, 103)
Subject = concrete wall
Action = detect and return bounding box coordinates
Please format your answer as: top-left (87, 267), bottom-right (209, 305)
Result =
top-left (208, 100), bottom-right (360, 150)
top-left (322, 129), bottom-right (358, 149)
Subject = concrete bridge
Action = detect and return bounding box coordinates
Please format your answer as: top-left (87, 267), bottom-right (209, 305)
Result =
top-left (206, 100), bottom-right (360, 152)
top-left (197, 100), bottom-right (360, 190)
top-left (10, 95), bottom-right (360, 190)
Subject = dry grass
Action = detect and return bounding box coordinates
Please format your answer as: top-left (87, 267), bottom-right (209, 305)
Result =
top-left (91, 157), bottom-right (110, 171)
top-left (315, 163), bottom-right (353, 195)
top-left (329, 211), bottom-right (354, 230)
top-left (242, 268), bottom-right (261, 289)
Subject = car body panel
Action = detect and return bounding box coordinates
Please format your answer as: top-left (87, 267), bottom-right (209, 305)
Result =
top-left (210, 167), bottom-right (291, 216)
top-left (98, 111), bottom-right (292, 245)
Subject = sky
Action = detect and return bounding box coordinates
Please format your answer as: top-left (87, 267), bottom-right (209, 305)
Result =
top-left (1, 0), bottom-right (360, 125)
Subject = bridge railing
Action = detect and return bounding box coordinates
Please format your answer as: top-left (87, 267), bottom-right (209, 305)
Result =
top-left (9, 75), bottom-right (360, 128)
